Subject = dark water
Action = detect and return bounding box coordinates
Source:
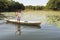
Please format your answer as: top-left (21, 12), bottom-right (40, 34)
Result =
top-left (0, 20), bottom-right (60, 40)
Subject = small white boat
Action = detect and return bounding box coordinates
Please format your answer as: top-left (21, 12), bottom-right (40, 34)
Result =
top-left (5, 19), bottom-right (41, 26)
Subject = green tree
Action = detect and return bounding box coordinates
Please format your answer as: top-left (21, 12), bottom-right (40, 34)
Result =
top-left (0, 0), bottom-right (25, 12)
top-left (0, 0), bottom-right (8, 12)
top-left (8, 1), bottom-right (25, 11)
top-left (46, 0), bottom-right (60, 10)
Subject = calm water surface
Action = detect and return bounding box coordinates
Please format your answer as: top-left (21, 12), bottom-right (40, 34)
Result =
top-left (0, 11), bottom-right (60, 40)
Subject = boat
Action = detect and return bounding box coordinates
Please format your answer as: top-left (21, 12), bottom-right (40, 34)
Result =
top-left (5, 19), bottom-right (41, 27)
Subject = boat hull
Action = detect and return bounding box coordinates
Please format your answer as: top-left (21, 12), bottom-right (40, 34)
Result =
top-left (5, 19), bottom-right (41, 27)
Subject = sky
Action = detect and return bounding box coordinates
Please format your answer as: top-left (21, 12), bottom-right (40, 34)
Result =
top-left (13, 0), bottom-right (49, 6)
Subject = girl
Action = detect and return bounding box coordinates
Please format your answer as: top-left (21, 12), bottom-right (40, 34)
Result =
top-left (16, 10), bottom-right (21, 22)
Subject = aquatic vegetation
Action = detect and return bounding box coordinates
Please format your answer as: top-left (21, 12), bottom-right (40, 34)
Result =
top-left (2, 11), bottom-right (60, 27)
top-left (47, 15), bottom-right (60, 27)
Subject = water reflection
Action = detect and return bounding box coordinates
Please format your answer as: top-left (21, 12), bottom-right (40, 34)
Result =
top-left (15, 23), bottom-right (41, 36)
top-left (16, 24), bottom-right (21, 36)
top-left (6, 21), bottom-right (41, 36)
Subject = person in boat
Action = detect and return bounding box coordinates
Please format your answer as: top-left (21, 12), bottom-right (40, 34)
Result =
top-left (16, 10), bottom-right (21, 22)
top-left (15, 10), bottom-right (21, 35)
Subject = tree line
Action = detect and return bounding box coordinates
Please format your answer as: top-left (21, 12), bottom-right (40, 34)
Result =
top-left (0, 0), bottom-right (25, 12)
top-left (0, 0), bottom-right (60, 11)
top-left (25, 5), bottom-right (44, 10)
top-left (25, 0), bottom-right (60, 11)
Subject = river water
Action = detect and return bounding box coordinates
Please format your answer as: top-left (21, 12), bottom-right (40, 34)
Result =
top-left (0, 11), bottom-right (60, 40)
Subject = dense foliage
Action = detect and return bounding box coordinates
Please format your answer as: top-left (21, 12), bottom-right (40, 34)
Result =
top-left (25, 5), bottom-right (44, 10)
top-left (0, 0), bottom-right (25, 12)
top-left (46, 0), bottom-right (60, 10)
